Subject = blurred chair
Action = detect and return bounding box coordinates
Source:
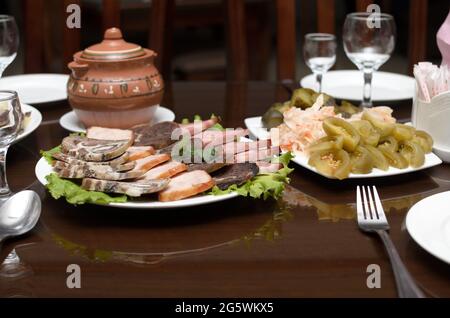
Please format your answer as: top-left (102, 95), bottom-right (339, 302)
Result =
top-left (22, 0), bottom-right (122, 73)
top-left (22, 0), bottom-right (175, 74)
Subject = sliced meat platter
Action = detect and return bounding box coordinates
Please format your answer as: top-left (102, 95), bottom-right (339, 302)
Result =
top-left (47, 119), bottom-right (280, 202)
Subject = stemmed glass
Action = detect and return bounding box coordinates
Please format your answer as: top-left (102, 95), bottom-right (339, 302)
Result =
top-left (343, 12), bottom-right (396, 107)
top-left (0, 91), bottom-right (22, 198)
top-left (0, 15), bottom-right (19, 78)
top-left (303, 33), bottom-right (336, 92)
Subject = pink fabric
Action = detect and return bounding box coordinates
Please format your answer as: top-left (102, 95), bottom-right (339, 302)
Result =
top-left (437, 10), bottom-right (450, 66)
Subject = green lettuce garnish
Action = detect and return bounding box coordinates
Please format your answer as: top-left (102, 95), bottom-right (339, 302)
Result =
top-left (210, 152), bottom-right (294, 200)
top-left (45, 173), bottom-right (127, 205)
top-left (40, 145), bottom-right (61, 164)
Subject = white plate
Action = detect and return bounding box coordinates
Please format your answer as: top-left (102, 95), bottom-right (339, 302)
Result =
top-left (300, 70), bottom-right (415, 101)
top-left (15, 103), bottom-right (43, 144)
top-left (406, 191), bottom-right (450, 264)
top-left (35, 158), bottom-right (239, 210)
top-left (59, 106), bottom-right (176, 133)
top-left (245, 116), bottom-right (442, 179)
top-left (0, 74), bottom-right (69, 104)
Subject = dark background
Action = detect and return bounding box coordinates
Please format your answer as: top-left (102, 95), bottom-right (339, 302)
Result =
top-left (1, 0), bottom-right (449, 80)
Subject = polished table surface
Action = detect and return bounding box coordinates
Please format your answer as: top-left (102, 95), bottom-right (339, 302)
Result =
top-left (1, 81), bottom-right (449, 298)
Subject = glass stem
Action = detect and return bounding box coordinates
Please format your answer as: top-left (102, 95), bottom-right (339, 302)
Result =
top-left (0, 146), bottom-right (11, 197)
top-left (315, 72), bottom-right (323, 93)
top-left (362, 68), bottom-right (373, 107)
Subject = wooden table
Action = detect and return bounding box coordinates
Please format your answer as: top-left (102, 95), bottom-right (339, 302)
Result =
top-left (1, 81), bottom-right (449, 298)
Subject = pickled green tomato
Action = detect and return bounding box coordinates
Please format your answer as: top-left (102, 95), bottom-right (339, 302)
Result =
top-left (361, 111), bottom-right (395, 137)
top-left (412, 130), bottom-right (433, 153)
top-left (379, 147), bottom-right (408, 169)
top-left (364, 145), bottom-right (389, 171)
top-left (308, 135), bottom-right (344, 153)
top-left (322, 117), bottom-right (360, 152)
top-left (350, 120), bottom-right (380, 146)
top-left (308, 149), bottom-right (351, 180)
top-left (350, 146), bottom-right (373, 174)
top-left (399, 140), bottom-right (425, 168)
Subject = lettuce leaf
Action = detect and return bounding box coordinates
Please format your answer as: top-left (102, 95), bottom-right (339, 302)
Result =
top-left (45, 173), bottom-right (127, 205)
top-left (210, 152), bottom-right (294, 200)
top-left (40, 145), bottom-right (61, 164)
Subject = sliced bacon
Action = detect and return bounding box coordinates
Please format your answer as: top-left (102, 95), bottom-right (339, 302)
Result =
top-left (127, 146), bottom-right (155, 161)
top-left (133, 154), bottom-right (171, 173)
top-left (158, 170), bottom-right (215, 202)
top-left (138, 161), bottom-right (187, 180)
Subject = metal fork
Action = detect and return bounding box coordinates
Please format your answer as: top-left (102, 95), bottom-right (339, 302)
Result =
top-left (356, 186), bottom-right (425, 298)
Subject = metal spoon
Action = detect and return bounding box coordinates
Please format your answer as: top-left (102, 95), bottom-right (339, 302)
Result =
top-left (0, 191), bottom-right (41, 246)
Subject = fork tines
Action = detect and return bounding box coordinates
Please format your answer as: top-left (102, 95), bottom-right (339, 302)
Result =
top-left (356, 185), bottom-right (389, 226)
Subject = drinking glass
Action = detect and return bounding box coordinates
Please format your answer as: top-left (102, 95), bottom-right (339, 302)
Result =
top-left (0, 91), bottom-right (22, 197)
top-left (343, 12), bottom-right (396, 106)
top-left (303, 33), bottom-right (336, 92)
top-left (0, 15), bottom-right (19, 78)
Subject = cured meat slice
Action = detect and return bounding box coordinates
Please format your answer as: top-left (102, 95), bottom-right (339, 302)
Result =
top-left (234, 146), bottom-right (279, 163)
top-left (61, 136), bottom-right (132, 162)
top-left (86, 126), bottom-right (134, 141)
top-left (186, 162), bottom-right (227, 173)
top-left (180, 117), bottom-right (219, 135)
top-left (212, 163), bottom-right (259, 190)
top-left (158, 170), bottom-right (215, 202)
top-left (212, 140), bottom-right (271, 162)
top-left (81, 178), bottom-right (169, 197)
top-left (157, 138), bottom-right (203, 163)
top-left (53, 160), bottom-right (135, 172)
top-left (138, 161), bottom-right (187, 180)
top-left (194, 128), bottom-right (249, 146)
top-left (54, 163), bottom-right (144, 180)
top-left (52, 151), bottom-right (129, 167)
top-left (127, 146), bottom-right (155, 161)
top-left (131, 121), bottom-right (180, 148)
top-left (133, 154), bottom-right (171, 172)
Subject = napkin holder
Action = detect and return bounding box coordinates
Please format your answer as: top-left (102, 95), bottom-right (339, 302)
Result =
top-left (412, 90), bottom-right (450, 162)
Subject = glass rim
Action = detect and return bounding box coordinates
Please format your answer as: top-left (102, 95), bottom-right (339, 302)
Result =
top-left (346, 12), bottom-right (394, 21)
top-left (0, 15), bottom-right (15, 23)
top-left (304, 33), bottom-right (336, 41)
top-left (0, 90), bottom-right (18, 102)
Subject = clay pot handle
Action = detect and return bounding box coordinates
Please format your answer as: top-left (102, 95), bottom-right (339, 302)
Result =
top-left (104, 27), bottom-right (122, 40)
top-left (68, 61), bottom-right (89, 78)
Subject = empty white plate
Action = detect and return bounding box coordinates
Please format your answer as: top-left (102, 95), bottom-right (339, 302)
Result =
top-left (59, 106), bottom-right (176, 133)
top-left (0, 74), bottom-right (69, 104)
top-left (15, 103), bottom-right (43, 144)
top-left (245, 116), bottom-right (442, 179)
top-left (406, 191), bottom-right (450, 264)
top-left (300, 70), bottom-right (415, 101)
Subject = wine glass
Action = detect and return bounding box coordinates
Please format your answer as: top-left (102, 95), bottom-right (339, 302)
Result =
top-left (343, 12), bottom-right (396, 107)
top-left (0, 91), bottom-right (22, 198)
top-left (303, 33), bottom-right (336, 92)
top-left (0, 15), bottom-right (19, 78)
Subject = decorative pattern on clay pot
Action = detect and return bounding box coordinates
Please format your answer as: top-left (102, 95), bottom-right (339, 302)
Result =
top-left (67, 27), bottom-right (164, 129)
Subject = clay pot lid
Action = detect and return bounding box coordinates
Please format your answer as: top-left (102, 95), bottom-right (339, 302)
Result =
top-left (81, 27), bottom-right (145, 61)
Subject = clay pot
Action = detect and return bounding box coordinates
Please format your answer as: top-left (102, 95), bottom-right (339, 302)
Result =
top-left (67, 27), bottom-right (164, 129)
